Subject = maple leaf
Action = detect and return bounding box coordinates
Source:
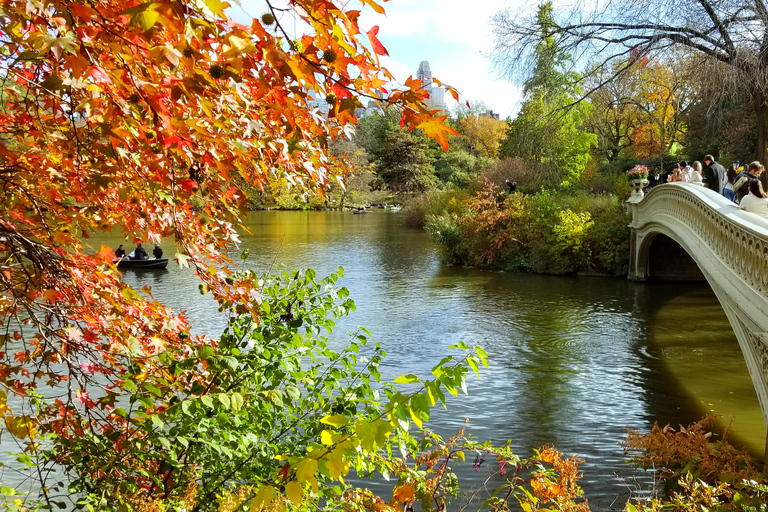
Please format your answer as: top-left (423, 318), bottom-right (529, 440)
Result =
top-left (43, 289), bottom-right (64, 303)
top-left (89, 66), bottom-right (111, 84)
top-left (367, 26), bottom-right (389, 57)
top-left (415, 115), bottom-right (460, 151)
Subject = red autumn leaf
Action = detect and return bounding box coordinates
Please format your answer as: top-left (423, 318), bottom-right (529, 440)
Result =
top-left (179, 179), bottom-right (199, 192)
top-left (43, 289), bottom-right (64, 303)
top-left (367, 26), bottom-right (388, 56)
top-left (89, 66), bottom-right (111, 83)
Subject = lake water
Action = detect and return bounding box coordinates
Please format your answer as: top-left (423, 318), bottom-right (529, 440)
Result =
top-left (3, 210), bottom-right (764, 509)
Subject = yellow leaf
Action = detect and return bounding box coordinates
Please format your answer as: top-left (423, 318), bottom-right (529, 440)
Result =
top-left (296, 458), bottom-right (318, 485)
top-left (391, 484), bottom-right (415, 504)
top-left (408, 405), bottom-right (422, 429)
top-left (132, 10), bottom-right (160, 32)
top-left (0, 389), bottom-right (9, 417)
top-left (227, 35), bottom-right (256, 54)
top-left (324, 447), bottom-right (350, 480)
top-left (285, 481), bottom-right (302, 506)
top-left (5, 415), bottom-right (37, 440)
top-left (203, 0), bottom-right (229, 18)
top-left (320, 429), bottom-right (334, 445)
top-left (363, 0), bottom-right (386, 14)
top-left (250, 485), bottom-right (275, 511)
top-left (319, 414), bottom-right (348, 427)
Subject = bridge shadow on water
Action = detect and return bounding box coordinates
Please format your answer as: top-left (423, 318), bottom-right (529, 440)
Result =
top-left (632, 278), bottom-right (766, 459)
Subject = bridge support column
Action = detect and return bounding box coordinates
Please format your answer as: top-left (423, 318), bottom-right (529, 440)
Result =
top-left (626, 202), bottom-right (647, 281)
top-left (627, 228), bottom-right (647, 281)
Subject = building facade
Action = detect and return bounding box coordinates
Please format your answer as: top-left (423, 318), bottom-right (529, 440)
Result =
top-left (417, 60), bottom-right (446, 111)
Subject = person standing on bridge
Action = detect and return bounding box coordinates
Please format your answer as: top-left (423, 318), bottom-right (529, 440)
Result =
top-left (732, 161), bottom-right (765, 203)
top-left (739, 179), bottom-right (768, 219)
top-left (688, 161), bottom-right (704, 186)
top-left (702, 154), bottom-right (726, 194)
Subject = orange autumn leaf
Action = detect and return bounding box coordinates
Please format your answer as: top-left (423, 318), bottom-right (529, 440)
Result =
top-left (391, 484), bottom-right (415, 503)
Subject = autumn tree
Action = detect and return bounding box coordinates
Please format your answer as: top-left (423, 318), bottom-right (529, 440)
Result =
top-left (457, 115), bottom-right (510, 158)
top-left (491, 0), bottom-right (768, 163)
top-left (0, 0), bottom-right (464, 508)
top-left (327, 138), bottom-right (383, 208)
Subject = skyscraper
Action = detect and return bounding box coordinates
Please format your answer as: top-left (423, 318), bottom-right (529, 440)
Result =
top-left (417, 61), bottom-right (432, 83)
top-left (416, 60), bottom-right (445, 111)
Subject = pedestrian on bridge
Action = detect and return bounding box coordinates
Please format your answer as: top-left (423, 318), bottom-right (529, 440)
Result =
top-left (732, 161), bottom-right (765, 202)
top-left (739, 179), bottom-right (768, 219)
top-left (703, 155), bottom-right (726, 194)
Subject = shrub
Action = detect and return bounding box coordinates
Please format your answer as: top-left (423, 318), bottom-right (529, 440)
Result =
top-left (402, 187), bottom-right (470, 228)
top-left (482, 157), bottom-right (548, 194)
top-left (580, 202), bottom-right (630, 276)
top-left (624, 416), bottom-right (767, 512)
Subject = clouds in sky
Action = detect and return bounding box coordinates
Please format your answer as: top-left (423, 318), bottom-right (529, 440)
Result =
top-left (367, 0), bottom-right (523, 119)
top-left (235, 0), bottom-right (526, 119)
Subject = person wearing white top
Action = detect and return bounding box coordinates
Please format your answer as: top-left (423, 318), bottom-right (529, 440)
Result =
top-left (739, 180), bottom-right (768, 219)
top-left (684, 161), bottom-right (704, 185)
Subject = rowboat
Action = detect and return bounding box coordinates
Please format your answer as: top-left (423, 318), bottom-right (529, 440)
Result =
top-left (116, 257), bottom-right (169, 270)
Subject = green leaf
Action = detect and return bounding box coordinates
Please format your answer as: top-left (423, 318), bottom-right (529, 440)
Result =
top-left (201, 395), bottom-right (214, 408)
top-left (230, 392), bottom-right (244, 412)
top-left (217, 393), bottom-right (231, 409)
top-left (197, 346), bottom-right (214, 360)
top-left (133, 10), bottom-right (160, 31)
top-left (145, 383), bottom-right (162, 397)
top-left (181, 400), bottom-right (192, 416)
top-left (467, 356), bottom-right (480, 377)
top-left (151, 415), bottom-right (164, 428)
top-left (284, 385), bottom-right (301, 400)
top-left (393, 374), bottom-right (420, 384)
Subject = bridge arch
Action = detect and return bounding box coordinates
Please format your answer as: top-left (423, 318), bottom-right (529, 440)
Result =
top-left (626, 183), bottom-right (768, 432)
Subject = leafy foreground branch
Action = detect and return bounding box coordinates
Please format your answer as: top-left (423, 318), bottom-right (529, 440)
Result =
top-left (3, 268), bottom-right (590, 512)
top-left (624, 416), bottom-right (768, 512)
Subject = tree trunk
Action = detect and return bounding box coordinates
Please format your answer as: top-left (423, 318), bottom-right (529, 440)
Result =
top-left (752, 89), bottom-right (768, 189)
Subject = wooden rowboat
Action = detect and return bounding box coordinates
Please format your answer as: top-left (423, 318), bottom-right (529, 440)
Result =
top-left (116, 257), bottom-right (169, 270)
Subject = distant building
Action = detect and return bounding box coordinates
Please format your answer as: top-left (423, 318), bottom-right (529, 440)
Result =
top-left (480, 110), bottom-right (500, 121)
top-left (306, 90), bottom-right (330, 116)
top-left (416, 60), bottom-right (446, 111)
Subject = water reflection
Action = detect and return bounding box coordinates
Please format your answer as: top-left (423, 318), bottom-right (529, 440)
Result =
top-left (20, 210), bottom-right (761, 509)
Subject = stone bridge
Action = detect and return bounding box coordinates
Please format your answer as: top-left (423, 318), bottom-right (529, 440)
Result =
top-left (626, 183), bottom-right (768, 447)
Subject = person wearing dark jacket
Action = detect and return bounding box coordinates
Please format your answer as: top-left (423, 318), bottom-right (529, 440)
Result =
top-left (153, 244), bottom-right (163, 259)
top-left (732, 161), bottom-right (765, 202)
top-left (133, 243), bottom-right (148, 260)
top-left (115, 244), bottom-right (126, 258)
top-left (702, 154), bottom-right (726, 194)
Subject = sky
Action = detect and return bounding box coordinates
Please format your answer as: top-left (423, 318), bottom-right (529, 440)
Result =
top-left (236, 0), bottom-right (525, 119)
top-left (364, 0), bottom-right (523, 119)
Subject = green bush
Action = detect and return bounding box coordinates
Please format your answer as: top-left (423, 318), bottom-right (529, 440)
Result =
top-left (423, 184), bottom-right (631, 277)
top-left (401, 187), bottom-right (470, 228)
